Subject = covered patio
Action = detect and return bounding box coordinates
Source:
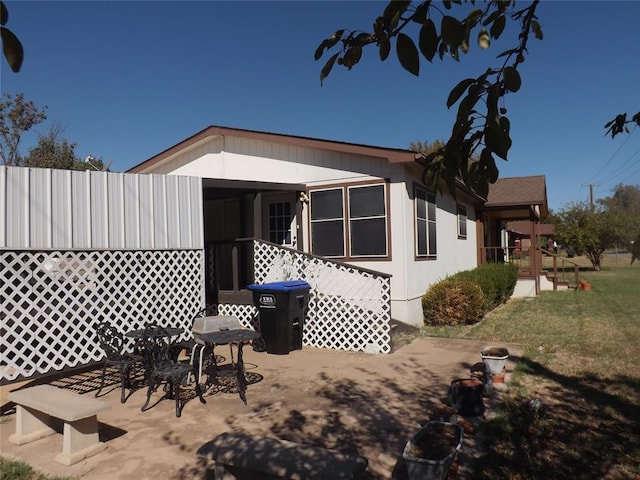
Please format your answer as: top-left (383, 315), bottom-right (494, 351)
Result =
top-left (1, 336), bottom-right (522, 480)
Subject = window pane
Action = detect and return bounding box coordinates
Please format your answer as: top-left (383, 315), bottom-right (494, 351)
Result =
top-left (429, 224), bottom-right (437, 255)
top-left (458, 205), bottom-right (467, 238)
top-left (349, 185), bottom-right (385, 218)
top-left (416, 219), bottom-right (427, 255)
top-left (311, 221), bottom-right (344, 256)
top-left (351, 218), bottom-right (386, 256)
top-left (427, 195), bottom-right (436, 220)
top-left (310, 189), bottom-right (343, 220)
top-left (459, 219), bottom-right (467, 237)
top-left (416, 194), bottom-right (426, 219)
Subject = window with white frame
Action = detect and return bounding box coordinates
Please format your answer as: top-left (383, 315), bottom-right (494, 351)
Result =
top-left (457, 204), bottom-right (467, 239)
top-left (268, 201), bottom-right (293, 245)
top-left (310, 183), bottom-right (388, 259)
top-left (415, 185), bottom-right (437, 257)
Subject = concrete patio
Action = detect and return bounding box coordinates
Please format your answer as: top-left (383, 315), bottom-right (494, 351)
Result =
top-left (1, 336), bottom-right (522, 480)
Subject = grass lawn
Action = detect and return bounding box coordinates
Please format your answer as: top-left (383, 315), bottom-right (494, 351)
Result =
top-left (0, 458), bottom-right (72, 480)
top-left (422, 256), bottom-right (639, 479)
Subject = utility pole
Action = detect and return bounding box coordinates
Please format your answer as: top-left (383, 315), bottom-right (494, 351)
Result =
top-left (582, 183), bottom-right (599, 206)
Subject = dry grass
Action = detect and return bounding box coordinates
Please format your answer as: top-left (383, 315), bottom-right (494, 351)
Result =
top-left (421, 256), bottom-right (640, 479)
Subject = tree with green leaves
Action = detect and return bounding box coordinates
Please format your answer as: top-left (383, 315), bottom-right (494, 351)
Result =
top-left (408, 139), bottom-right (446, 156)
top-left (316, 0), bottom-right (543, 199)
top-left (22, 126), bottom-right (108, 171)
top-left (0, 93), bottom-right (48, 166)
top-left (554, 202), bottom-right (626, 271)
top-left (1, 1), bottom-right (24, 72)
top-left (597, 184), bottom-right (640, 248)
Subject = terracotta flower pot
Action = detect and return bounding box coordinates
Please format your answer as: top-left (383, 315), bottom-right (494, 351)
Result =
top-left (579, 280), bottom-right (591, 291)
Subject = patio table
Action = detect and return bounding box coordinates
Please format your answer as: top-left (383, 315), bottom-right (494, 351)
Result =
top-left (124, 327), bottom-right (184, 340)
top-left (124, 327), bottom-right (185, 383)
top-left (195, 328), bottom-right (261, 404)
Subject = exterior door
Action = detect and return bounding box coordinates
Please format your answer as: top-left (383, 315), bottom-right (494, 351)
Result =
top-left (263, 193), bottom-right (297, 247)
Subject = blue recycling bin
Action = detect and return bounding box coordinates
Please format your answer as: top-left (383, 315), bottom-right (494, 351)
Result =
top-left (247, 280), bottom-right (310, 354)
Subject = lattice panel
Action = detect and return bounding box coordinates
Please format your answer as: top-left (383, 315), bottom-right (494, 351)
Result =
top-left (1, 249), bottom-right (203, 382)
top-left (217, 303), bottom-right (260, 330)
top-left (253, 241), bottom-right (391, 353)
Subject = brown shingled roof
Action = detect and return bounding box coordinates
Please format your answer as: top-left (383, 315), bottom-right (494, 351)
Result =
top-left (485, 175), bottom-right (548, 216)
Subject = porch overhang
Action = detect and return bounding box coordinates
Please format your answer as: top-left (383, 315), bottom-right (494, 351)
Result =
top-left (202, 178), bottom-right (306, 201)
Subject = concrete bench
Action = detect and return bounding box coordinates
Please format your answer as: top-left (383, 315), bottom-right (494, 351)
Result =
top-left (196, 432), bottom-right (369, 479)
top-left (8, 384), bottom-right (110, 465)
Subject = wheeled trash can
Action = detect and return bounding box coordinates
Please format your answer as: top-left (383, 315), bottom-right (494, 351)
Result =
top-left (247, 280), bottom-right (310, 354)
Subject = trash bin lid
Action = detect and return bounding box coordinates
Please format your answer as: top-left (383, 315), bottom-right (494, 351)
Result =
top-left (247, 280), bottom-right (310, 291)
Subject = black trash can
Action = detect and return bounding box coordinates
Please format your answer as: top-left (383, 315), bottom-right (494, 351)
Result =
top-left (247, 280), bottom-right (310, 354)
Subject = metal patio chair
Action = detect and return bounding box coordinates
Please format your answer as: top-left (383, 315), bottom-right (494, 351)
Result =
top-left (95, 322), bottom-right (145, 403)
top-left (140, 323), bottom-right (206, 418)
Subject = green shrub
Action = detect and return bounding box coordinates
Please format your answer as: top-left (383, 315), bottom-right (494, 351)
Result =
top-left (422, 277), bottom-right (486, 326)
top-left (422, 263), bottom-right (519, 326)
top-left (456, 263), bottom-right (518, 309)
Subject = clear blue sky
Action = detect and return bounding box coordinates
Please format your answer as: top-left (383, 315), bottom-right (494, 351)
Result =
top-left (2, 1), bottom-right (639, 211)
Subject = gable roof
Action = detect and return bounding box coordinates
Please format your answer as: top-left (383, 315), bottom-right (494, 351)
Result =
top-left (128, 125), bottom-right (421, 173)
top-left (484, 175), bottom-right (548, 217)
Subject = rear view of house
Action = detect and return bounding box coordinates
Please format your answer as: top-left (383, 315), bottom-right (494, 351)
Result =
top-left (128, 126), bottom-right (485, 327)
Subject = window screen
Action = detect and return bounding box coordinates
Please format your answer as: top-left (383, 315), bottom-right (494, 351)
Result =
top-left (310, 189), bottom-right (345, 257)
top-left (457, 204), bottom-right (467, 239)
top-left (349, 185), bottom-right (387, 256)
top-left (415, 185), bottom-right (437, 257)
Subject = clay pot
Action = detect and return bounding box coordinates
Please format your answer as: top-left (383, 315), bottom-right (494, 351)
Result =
top-left (579, 280), bottom-right (591, 291)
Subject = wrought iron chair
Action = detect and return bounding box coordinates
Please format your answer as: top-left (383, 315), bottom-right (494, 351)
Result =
top-left (95, 322), bottom-right (145, 403)
top-left (140, 323), bottom-right (206, 418)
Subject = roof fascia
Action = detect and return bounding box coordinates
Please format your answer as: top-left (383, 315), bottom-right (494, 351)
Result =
top-left (127, 125), bottom-right (418, 173)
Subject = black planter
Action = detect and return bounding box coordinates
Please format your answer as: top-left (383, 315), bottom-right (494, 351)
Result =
top-left (447, 378), bottom-right (485, 416)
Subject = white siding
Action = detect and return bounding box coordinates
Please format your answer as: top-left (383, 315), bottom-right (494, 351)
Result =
top-left (0, 166), bottom-right (203, 250)
top-left (155, 135), bottom-right (393, 186)
top-left (135, 133), bottom-right (483, 326)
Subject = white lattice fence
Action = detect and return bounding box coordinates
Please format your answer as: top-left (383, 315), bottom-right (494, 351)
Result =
top-left (252, 241), bottom-right (392, 353)
top-left (1, 249), bottom-right (203, 382)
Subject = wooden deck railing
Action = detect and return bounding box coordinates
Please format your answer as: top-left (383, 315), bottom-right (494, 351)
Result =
top-left (538, 247), bottom-right (581, 289)
top-left (479, 246), bottom-right (534, 274)
top-left (480, 246), bottom-right (581, 290)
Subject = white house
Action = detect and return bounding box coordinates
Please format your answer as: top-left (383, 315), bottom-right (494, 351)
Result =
top-left (128, 126), bottom-right (487, 327)
top-left (0, 129), bottom-right (548, 381)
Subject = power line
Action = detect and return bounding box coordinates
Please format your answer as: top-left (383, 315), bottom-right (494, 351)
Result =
top-left (597, 148), bottom-right (640, 184)
top-left (585, 125), bottom-right (637, 183)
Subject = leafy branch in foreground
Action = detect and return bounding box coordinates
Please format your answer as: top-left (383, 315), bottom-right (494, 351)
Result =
top-left (604, 111), bottom-right (640, 138)
top-left (1, 1), bottom-right (24, 72)
top-left (316, 0), bottom-right (542, 199)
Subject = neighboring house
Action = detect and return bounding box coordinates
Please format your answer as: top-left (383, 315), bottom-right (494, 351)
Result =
top-left (479, 175), bottom-right (550, 292)
top-left (506, 220), bottom-right (555, 252)
top-left (128, 126), bottom-right (537, 327)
